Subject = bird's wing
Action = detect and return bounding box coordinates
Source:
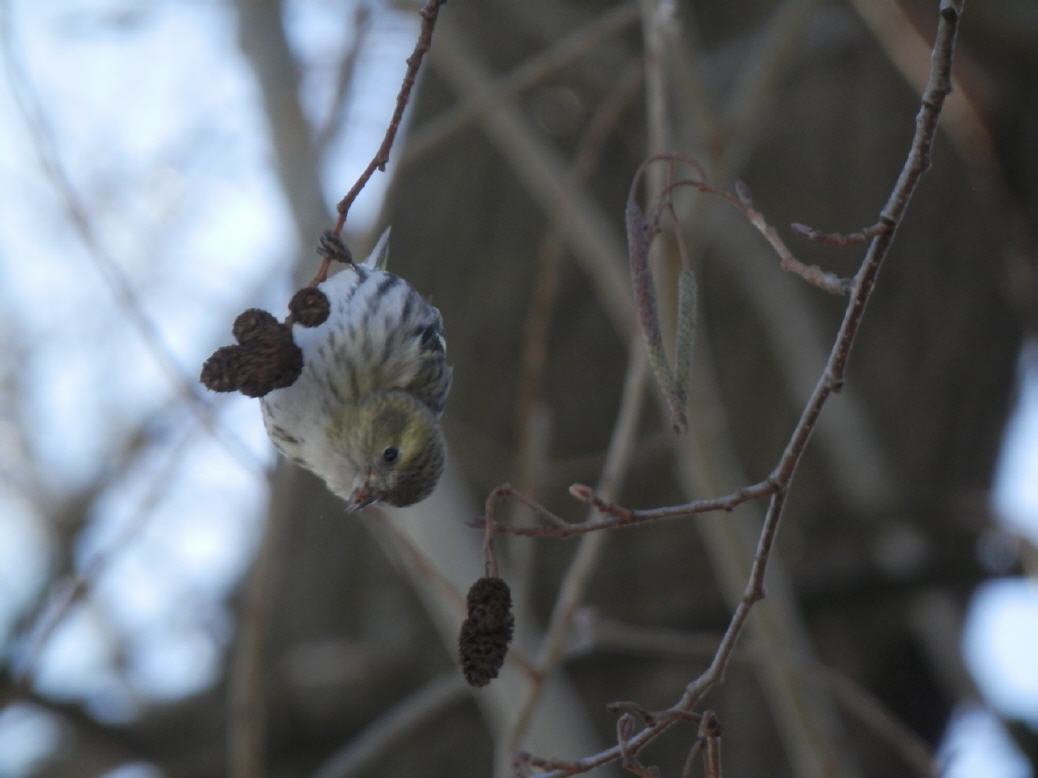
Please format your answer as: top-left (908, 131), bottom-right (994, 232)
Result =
top-left (405, 303), bottom-right (452, 417)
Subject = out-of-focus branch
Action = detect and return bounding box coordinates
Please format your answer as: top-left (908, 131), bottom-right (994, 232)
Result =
top-left (401, 3), bottom-right (640, 168)
top-left (313, 673), bottom-right (467, 778)
top-left (0, 4), bottom-right (264, 478)
top-left (429, 20), bottom-right (635, 339)
top-left (506, 340), bottom-right (648, 758)
top-left (512, 59), bottom-right (644, 488)
top-left (233, 0), bottom-right (328, 263)
top-left (717, 0), bottom-right (824, 175)
top-left (314, 2), bottom-right (372, 154)
top-left (509, 60), bottom-right (644, 608)
top-left (14, 427), bottom-right (198, 686)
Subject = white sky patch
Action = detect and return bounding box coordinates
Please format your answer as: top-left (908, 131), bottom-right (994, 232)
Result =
top-left (100, 764), bottom-right (162, 778)
top-left (0, 497), bottom-right (51, 642)
top-left (125, 623), bottom-right (221, 700)
top-left (994, 341), bottom-right (1038, 542)
top-left (939, 706), bottom-right (1032, 778)
top-left (964, 580), bottom-right (1038, 724)
top-left (0, 704), bottom-right (62, 778)
top-left (32, 604), bottom-right (117, 700)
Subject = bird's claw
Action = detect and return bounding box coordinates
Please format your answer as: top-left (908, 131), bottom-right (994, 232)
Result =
top-left (318, 230), bottom-right (353, 265)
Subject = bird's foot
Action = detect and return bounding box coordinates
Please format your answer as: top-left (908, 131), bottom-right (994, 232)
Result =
top-left (317, 230), bottom-right (354, 265)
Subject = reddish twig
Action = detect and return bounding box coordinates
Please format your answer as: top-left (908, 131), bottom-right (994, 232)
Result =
top-left (517, 2), bottom-right (965, 774)
top-left (791, 220), bottom-right (889, 247)
top-left (618, 713), bottom-right (662, 778)
top-left (372, 508), bottom-right (540, 681)
top-left (606, 700), bottom-right (668, 727)
top-left (701, 712), bottom-right (723, 778)
top-left (481, 488), bottom-right (501, 579)
top-left (681, 735), bottom-right (703, 778)
top-left (309, 0), bottom-right (447, 286)
top-left (646, 155), bottom-right (853, 295)
top-left (480, 478), bottom-right (777, 538)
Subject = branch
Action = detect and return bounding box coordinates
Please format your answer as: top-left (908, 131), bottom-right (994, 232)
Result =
top-left (583, 615), bottom-right (935, 776)
top-left (14, 428), bottom-right (199, 685)
top-left (401, 3), bottom-right (640, 167)
top-left (478, 478), bottom-right (776, 539)
top-left (313, 673), bottom-right (467, 778)
top-left (310, 0), bottom-right (447, 285)
top-left (518, 1), bottom-right (966, 773)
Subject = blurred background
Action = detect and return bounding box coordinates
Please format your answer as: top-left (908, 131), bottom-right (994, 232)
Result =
top-left (0, 0), bottom-right (1036, 776)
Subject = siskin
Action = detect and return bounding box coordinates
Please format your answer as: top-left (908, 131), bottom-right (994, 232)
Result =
top-left (261, 229), bottom-right (452, 511)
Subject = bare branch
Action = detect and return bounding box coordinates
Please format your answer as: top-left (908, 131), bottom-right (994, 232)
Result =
top-left (791, 220), bottom-right (889, 247)
top-left (310, 0), bottom-right (448, 285)
top-left (520, 2), bottom-right (966, 773)
top-left (480, 478), bottom-right (776, 539)
top-left (700, 712), bottom-right (723, 778)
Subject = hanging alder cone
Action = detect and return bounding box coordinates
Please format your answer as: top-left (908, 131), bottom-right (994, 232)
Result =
top-left (458, 576), bottom-right (514, 687)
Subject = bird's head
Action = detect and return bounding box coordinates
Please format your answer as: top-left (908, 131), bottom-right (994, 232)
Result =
top-left (336, 391), bottom-right (446, 511)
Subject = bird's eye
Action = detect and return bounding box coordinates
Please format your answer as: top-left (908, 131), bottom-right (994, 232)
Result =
top-left (382, 447), bottom-right (399, 464)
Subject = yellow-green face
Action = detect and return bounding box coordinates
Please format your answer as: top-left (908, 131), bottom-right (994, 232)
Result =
top-left (343, 391), bottom-right (446, 509)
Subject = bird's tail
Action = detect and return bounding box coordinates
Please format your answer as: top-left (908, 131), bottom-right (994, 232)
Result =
top-left (361, 226), bottom-right (392, 270)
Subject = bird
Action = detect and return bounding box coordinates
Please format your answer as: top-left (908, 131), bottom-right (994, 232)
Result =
top-left (260, 228), bottom-right (452, 511)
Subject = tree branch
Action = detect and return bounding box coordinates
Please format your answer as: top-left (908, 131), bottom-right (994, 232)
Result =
top-left (515, 2), bottom-right (966, 773)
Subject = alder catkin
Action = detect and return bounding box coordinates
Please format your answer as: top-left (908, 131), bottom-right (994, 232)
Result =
top-left (458, 576), bottom-right (514, 687)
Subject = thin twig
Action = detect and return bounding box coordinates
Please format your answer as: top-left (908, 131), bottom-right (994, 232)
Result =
top-left (588, 615), bottom-right (935, 776)
top-left (791, 221), bottom-right (889, 247)
top-left (372, 509), bottom-right (540, 681)
top-left (524, 2), bottom-right (965, 774)
top-left (651, 154), bottom-right (852, 295)
top-left (681, 735), bottom-right (704, 778)
top-left (482, 488), bottom-right (501, 579)
top-left (701, 712), bottom-right (722, 778)
top-left (481, 478), bottom-right (776, 538)
top-left (310, 0), bottom-right (447, 285)
top-left (15, 428), bottom-right (199, 685)
top-left (374, 508), bottom-right (467, 612)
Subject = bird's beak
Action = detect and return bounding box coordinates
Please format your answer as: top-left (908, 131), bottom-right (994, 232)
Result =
top-left (346, 471), bottom-right (378, 512)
